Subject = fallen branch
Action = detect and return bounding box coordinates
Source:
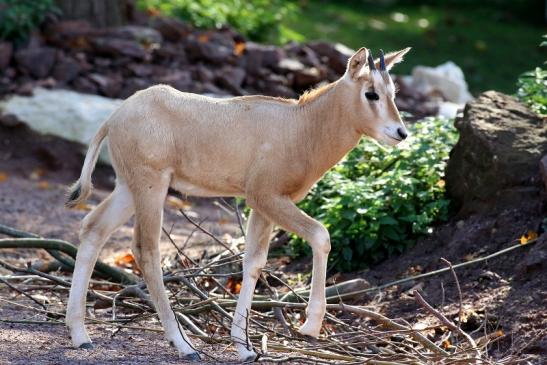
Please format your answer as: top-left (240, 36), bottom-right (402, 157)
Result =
top-left (0, 223), bottom-right (137, 284)
top-left (325, 239), bottom-right (538, 302)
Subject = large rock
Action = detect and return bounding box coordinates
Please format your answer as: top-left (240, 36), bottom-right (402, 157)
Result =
top-left (411, 62), bottom-right (473, 104)
top-left (0, 88), bottom-right (122, 163)
top-left (446, 91), bottom-right (547, 213)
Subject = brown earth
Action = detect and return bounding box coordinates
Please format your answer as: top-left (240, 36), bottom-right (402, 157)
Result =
top-left (1, 123), bottom-right (546, 364)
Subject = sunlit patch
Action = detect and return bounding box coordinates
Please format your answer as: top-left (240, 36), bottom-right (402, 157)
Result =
top-left (391, 12), bottom-right (408, 23)
top-left (417, 18), bottom-right (430, 28)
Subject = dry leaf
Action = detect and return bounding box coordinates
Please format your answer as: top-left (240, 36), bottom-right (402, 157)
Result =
top-left (226, 277), bottom-right (242, 294)
top-left (36, 181), bottom-right (50, 189)
top-left (0, 171), bottom-right (8, 183)
top-left (29, 168), bottom-right (46, 180)
top-left (436, 179), bottom-right (446, 188)
top-left (442, 339), bottom-right (452, 349)
top-left (520, 230), bottom-right (538, 245)
top-left (71, 202), bottom-right (92, 211)
top-left (198, 33), bottom-right (209, 43)
top-left (463, 253), bottom-right (478, 262)
top-left (146, 7), bottom-right (160, 17)
top-left (218, 217), bottom-right (231, 226)
top-left (234, 41), bottom-right (246, 56)
top-left (166, 195), bottom-right (192, 210)
top-left (114, 252), bottom-right (136, 266)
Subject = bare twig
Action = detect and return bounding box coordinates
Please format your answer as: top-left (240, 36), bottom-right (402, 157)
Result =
top-left (178, 209), bottom-right (237, 254)
top-left (0, 276), bottom-right (47, 309)
top-left (440, 257), bottom-right (463, 331)
top-left (414, 290), bottom-right (480, 360)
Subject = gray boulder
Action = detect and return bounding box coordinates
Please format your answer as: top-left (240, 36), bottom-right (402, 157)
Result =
top-left (0, 88), bottom-right (122, 164)
top-left (446, 91), bottom-right (547, 213)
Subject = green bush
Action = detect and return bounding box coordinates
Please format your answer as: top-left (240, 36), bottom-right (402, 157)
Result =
top-left (0, 0), bottom-right (58, 42)
top-left (138, 0), bottom-right (296, 42)
top-left (290, 117), bottom-right (458, 272)
top-left (516, 36), bottom-right (547, 116)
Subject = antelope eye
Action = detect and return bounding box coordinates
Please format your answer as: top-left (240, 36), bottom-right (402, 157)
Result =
top-left (365, 91), bottom-right (379, 101)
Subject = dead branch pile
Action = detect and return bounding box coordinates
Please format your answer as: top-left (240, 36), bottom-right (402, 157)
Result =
top-left (0, 215), bottom-right (536, 364)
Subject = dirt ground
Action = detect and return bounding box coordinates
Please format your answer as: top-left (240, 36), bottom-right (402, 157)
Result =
top-left (1, 123), bottom-right (546, 364)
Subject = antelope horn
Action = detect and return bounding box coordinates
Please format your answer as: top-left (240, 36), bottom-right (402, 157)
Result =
top-left (379, 49), bottom-right (386, 71)
top-left (367, 49), bottom-right (376, 72)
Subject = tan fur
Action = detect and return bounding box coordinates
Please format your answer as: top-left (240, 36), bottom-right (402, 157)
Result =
top-left (65, 47), bottom-right (411, 360)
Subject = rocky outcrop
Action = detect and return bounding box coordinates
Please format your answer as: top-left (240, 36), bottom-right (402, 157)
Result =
top-left (0, 17), bottom-right (445, 119)
top-left (445, 91), bottom-right (547, 213)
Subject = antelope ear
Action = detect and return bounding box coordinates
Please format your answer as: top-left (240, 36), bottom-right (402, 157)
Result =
top-left (380, 47), bottom-right (411, 71)
top-left (345, 47), bottom-right (367, 80)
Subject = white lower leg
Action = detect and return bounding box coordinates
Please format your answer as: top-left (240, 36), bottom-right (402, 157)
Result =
top-left (231, 272), bottom-right (259, 361)
top-left (140, 256), bottom-right (197, 356)
top-left (299, 230), bottom-right (330, 337)
top-left (66, 237), bottom-right (101, 347)
top-left (231, 210), bottom-right (272, 361)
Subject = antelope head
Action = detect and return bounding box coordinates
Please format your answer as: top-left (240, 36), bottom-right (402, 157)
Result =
top-left (344, 46), bottom-right (411, 146)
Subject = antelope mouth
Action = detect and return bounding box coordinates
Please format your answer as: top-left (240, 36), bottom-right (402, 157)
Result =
top-left (385, 133), bottom-right (403, 142)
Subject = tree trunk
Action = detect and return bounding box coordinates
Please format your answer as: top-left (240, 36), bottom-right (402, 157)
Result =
top-left (55, 0), bottom-right (134, 28)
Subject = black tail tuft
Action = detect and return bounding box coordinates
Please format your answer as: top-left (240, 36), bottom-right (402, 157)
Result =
top-left (66, 183), bottom-right (81, 206)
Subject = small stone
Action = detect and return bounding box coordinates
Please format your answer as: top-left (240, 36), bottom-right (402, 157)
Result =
top-left (277, 58), bottom-right (305, 73)
top-left (120, 78), bottom-right (152, 98)
top-left (539, 155), bottom-right (547, 192)
top-left (90, 37), bottom-right (148, 60)
top-left (216, 66), bottom-right (246, 95)
top-left (0, 41), bottom-right (13, 69)
top-left (52, 55), bottom-right (81, 83)
top-left (72, 76), bottom-right (98, 94)
top-left (158, 71), bottom-right (192, 92)
top-left (15, 46), bottom-right (57, 78)
top-left (152, 17), bottom-right (192, 42)
top-left (293, 66), bottom-right (324, 89)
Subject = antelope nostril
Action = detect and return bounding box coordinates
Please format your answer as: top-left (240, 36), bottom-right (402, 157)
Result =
top-left (397, 127), bottom-right (408, 140)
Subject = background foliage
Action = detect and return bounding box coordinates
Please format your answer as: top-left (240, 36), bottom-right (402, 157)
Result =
top-left (290, 118), bottom-right (458, 272)
top-left (137, 0), bottom-right (546, 94)
top-left (138, 0), bottom-right (295, 42)
top-left (516, 35), bottom-right (547, 116)
top-left (0, 0), bottom-right (58, 42)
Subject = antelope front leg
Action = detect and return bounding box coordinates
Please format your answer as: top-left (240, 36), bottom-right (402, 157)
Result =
top-left (231, 210), bottom-right (273, 361)
top-left (249, 194), bottom-right (330, 338)
top-left (298, 229), bottom-right (330, 337)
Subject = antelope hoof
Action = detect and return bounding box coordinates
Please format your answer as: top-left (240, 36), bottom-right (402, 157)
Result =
top-left (237, 347), bottom-right (257, 363)
top-left (78, 342), bottom-right (94, 350)
top-left (183, 352), bottom-right (201, 361)
top-left (242, 352), bottom-right (257, 362)
top-left (298, 320), bottom-right (321, 338)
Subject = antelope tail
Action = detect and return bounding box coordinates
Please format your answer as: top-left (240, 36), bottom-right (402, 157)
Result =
top-left (65, 123), bottom-right (109, 208)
